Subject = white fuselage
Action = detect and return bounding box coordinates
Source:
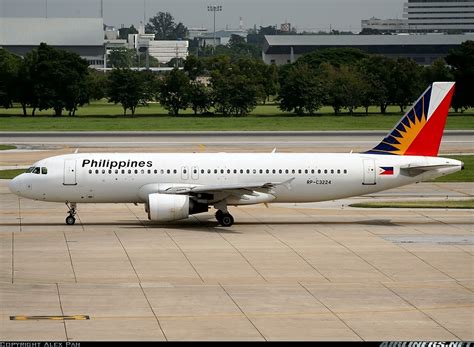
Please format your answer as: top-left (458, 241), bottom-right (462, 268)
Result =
top-left (10, 152), bottom-right (462, 205)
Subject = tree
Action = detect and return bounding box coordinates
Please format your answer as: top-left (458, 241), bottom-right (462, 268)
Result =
top-left (445, 41), bottom-right (474, 112)
top-left (212, 73), bottom-right (257, 116)
top-left (158, 68), bottom-right (190, 116)
top-left (188, 81), bottom-right (212, 115)
top-left (183, 54), bottom-right (204, 81)
top-left (423, 58), bottom-right (453, 85)
top-left (278, 63), bottom-right (325, 115)
top-left (145, 12), bottom-right (188, 40)
top-left (107, 69), bottom-right (154, 116)
top-left (0, 49), bottom-right (21, 109)
top-left (118, 25), bottom-right (138, 40)
top-left (16, 50), bottom-right (40, 116)
top-left (297, 48), bottom-right (368, 69)
top-left (108, 47), bottom-right (135, 68)
top-left (32, 43), bottom-right (90, 116)
top-left (357, 55), bottom-right (396, 114)
top-left (391, 58), bottom-right (424, 112)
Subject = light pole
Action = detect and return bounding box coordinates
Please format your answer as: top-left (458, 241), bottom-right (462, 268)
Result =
top-left (207, 5), bottom-right (222, 51)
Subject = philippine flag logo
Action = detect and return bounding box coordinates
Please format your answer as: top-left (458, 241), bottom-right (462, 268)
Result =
top-left (379, 167), bottom-right (394, 175)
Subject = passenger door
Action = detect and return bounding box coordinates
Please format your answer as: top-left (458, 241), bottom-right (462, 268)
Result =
top-left (362, 159), bottom-right (376, 185)
top-left (63, 159), bottom-right (77, 185)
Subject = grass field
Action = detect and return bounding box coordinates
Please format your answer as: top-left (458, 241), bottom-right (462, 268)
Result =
top-left (0, 145), bottom-right (16, 150)
top-left (0, 169), bottom-right (25, 179)
top-left (0, 102), bottom-right (473, 131)
top-left (350, 199), bottom-right (474, 209)
top-left (433, 155), bottom-right (474, 182)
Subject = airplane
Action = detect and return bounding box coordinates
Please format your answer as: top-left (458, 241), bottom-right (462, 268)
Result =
top-left (9, 82), bottom-right (463, 227)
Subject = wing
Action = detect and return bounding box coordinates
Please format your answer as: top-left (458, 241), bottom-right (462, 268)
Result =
top-left (138, 178), bottom-right (295, 202)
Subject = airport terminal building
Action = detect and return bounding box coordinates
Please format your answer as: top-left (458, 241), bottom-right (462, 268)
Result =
top-left (262, 34), bottom-right (471, 65)
top-left (0, 17), bottom-right (105, 68)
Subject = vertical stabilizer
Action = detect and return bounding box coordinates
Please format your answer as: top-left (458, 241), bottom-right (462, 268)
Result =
top-left (365, 82), bottom-right (455, 156)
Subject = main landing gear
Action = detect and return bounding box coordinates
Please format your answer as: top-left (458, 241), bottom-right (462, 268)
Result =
top-left (215, 209), bottom-right (234, 227)
top-left (65, 202), bottom-right (77, 225)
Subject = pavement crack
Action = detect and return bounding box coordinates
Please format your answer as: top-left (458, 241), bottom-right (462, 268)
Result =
top-left (63, 231), bottom-right (77, 283)
top-left (381, 282), bottom-right (462, 341)
top-left (114, 230), bottom-right (142, 284)
top-left (56, 283), bottom-right (69, 341)
top-left (219, 283), bottom-right (267, 341)
top-left (139, 283), bottom-right (168, 341)
top-left (299, 282), bottom-right (364, 341)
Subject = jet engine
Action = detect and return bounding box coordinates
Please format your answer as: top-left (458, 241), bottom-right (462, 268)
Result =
top-left (147, 193), bottom-right (208, 222)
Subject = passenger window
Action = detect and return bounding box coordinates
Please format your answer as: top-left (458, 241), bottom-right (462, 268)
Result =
top-left (305, 169), bottom-right (308, 174)
top-left (41, 167), bottom-right (48, 175)
top-left (253, 169), bottom-right (257, 174)
top-left (318, 169), bottom-right (321, 174)
top-left (96, 170), bottom-right (99, 174)
top-left (234, 169), bottom-right (237, 174)
top-left (147, 169), bottom-right (151, 174)
top-left (285, 169), bottom-right (289, 174)
top-left (121, 170), bottom-right (125, 174)
top-left (221, 169), bottom-right (224, 174)
top-left (140, 169), bottom-right (144, 174)
top-left (227, 169), bottom-right (231, 174)
top-left (201, 169), bottom-right (205, 174)
top-left (298, 169), bottom-right (302, 174)
top-left (324, 169), bottom-right (327, 174)
top-left (116, 169), bottom-right (119, 174)
top-left (311, 169), bottom-right (314, 174)
top-left (214, 169), bottom-right (218, 174)
top-left (208, 169), bottom-right (211, 174)
top-left (173, 169), bottom-right (177, 174)
top-left (331, 169), bottom-right (334, 174)
top-left (337, 169), bottom-right (341, 174)
top-left (89, 169), bottom-right (92, 174)
top-left (266, 169), bottom-right (270, 174)
top-left (33, 167), bottom-right (41, 174)
top-left (279, 169), bottom-right (282, 174)
top-left (272, 169), bottom-right (276, 174)
top-left (128, 169), bottom-right (132, 174)
top-left (292, 169), bottom-right (295, 174)
top-left (246, 169), bottom-right (250, 174)
top-left (108, 170), bottom-right (112, 174)
top-left (344, 169), bottom-right (347, 174)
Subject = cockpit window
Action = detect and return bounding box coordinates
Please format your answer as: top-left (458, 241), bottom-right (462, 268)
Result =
top-left (26, 167), bottom-right (34, 173)
top-left (41, 167), bottom-right (48, 175)
top-left (32, 167), bottom-right (41, 174)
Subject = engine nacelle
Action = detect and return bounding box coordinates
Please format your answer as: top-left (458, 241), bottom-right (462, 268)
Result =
top-left (148, 193), bottom-right (189, 222)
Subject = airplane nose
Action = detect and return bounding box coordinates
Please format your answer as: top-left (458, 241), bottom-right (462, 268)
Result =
top-left (9, 175), bottom-right (22, 195)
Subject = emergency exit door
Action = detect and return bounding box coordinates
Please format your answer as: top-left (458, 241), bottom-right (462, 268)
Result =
top-left (362, 159), bottom-right (376, 185)
top-left (63, 160), bottom-right (77, 185)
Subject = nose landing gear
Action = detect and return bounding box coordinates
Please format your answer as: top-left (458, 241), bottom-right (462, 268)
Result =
top-left (65, 202), bottom-right (77, 225)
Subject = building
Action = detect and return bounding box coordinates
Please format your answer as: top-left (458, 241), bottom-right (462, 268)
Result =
top-left (404, 0), bottom-right (474, 33)
top-left (262, 34), bottom-right (470, 65)
top-left (0, 17), bottom-right (105, 68)
top-left (127, 32), bottom-right (188, 64)
top-left (188, 28), bottom-right (209, 40)
top-left (361, 17), bottom-right (408, 33)
top-left (199, 29), bottom-right (247, 47)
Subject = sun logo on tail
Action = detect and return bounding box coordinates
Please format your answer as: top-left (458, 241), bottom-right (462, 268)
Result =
top-left (384, 97), bottom-right (428, 155)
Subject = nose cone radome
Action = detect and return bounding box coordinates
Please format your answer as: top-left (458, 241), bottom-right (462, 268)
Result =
top-left (9, 175), bottom-right (22, 195)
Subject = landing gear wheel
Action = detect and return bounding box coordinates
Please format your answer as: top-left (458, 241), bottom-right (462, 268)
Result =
top-left (215, 210), bottom-right (224, 223)
top-left (66, 215), bottom-right (76, 225)
top-left (219, 213), bottom-right (234, 227)
top-left (65, 202), bottom-right (77, 226)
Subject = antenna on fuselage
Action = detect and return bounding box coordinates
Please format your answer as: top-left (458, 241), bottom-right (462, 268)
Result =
top-left (74, 148), bottom-right (79, 154)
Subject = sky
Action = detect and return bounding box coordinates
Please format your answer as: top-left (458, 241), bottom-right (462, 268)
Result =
top-left (0, 0), bottom-right (406, 32)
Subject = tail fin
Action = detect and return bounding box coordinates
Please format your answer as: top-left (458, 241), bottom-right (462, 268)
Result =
top-left (365, 82), bottom-right (455, 156)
